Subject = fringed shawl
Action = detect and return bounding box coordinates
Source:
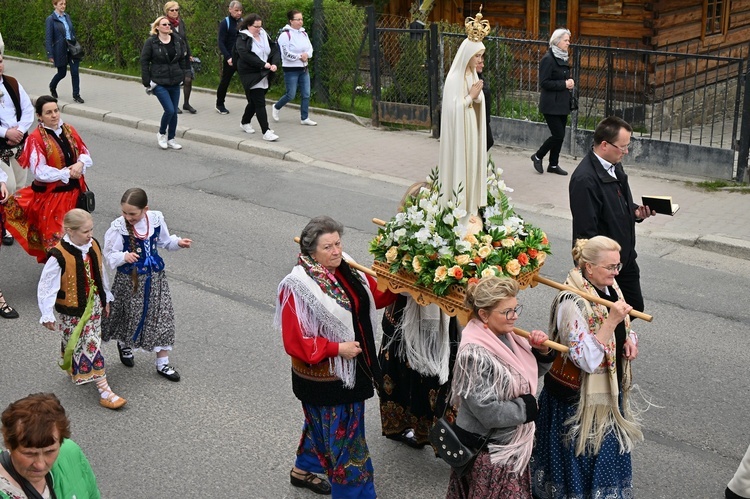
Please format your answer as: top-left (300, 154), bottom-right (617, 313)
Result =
top-left (451, 318), bottom-right (538, 473)
top-left (387, 298), bottom-right (452, 384)
top-left (551, 268), bottom-right (643, 456)
top-left (273, 253), bottom-right (376, 389)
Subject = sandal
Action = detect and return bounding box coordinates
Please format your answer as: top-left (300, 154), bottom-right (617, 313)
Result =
top-left (290, 469), bottom-right (331, 495)
top-left (99, 392), bottom-right (127, 410)
top-left (0, 292), bottom-right (19, 319)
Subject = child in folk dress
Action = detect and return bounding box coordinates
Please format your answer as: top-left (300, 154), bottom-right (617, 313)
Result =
top-left (102, 188), bottom-right (191, 381)
top-left (38, 208), bottom-right (126, 409)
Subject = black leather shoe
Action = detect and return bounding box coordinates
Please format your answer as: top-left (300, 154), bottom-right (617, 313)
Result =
top-left (385, 429), bottom-right (425, 449)
top-left (183, 104), bottom-right (197, 114)
top-left (531, 154), bottom-right (543, 174)
top-left (73, 95), bottom-right (84, 104)
top-left (290, 469), bottom-right (331, 495)
top-left (176, 108), bottom-right (183, 114)
top-left (49, 87), bottom-right (58, 98)
top-left (547, 165), bottom-right (568, 176)
top-left (2, 231), bottom-right (13, 246)
top-left (157, 364), bottom-right (181, 381)
top-left (0, 293), bottom-right (19, 319)
top-left (117, 343), bottom-right (135, 367)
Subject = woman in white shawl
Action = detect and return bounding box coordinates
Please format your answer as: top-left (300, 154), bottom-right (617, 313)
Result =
top-left (438, 11), bottom-right (489, 219)
top-left (448, 276), bottom-right (555, 498)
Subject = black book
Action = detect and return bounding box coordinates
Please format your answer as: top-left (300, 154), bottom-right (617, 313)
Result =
top-left (642, 195), bottom-right (679, 216)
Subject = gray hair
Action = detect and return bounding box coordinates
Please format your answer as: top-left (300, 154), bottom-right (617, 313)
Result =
top-left (299, 216), bottom-right (344, 256)
top-left (228, 1), bottom-right (242, 8)
top-left (549, 28), bottom-right (571, 48)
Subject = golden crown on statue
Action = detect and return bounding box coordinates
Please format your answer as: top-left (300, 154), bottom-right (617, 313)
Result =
top-left (465, 6), bottom-right (491, 42)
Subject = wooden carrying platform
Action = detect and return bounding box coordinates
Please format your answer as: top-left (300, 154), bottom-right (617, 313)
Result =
top-left (372, 261), bottom-right (541, 326)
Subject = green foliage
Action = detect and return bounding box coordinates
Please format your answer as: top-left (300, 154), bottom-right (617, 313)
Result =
top-left (381, 34), bottom-right (429, 106)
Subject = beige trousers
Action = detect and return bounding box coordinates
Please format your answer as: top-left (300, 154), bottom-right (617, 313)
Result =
top-left (729, 444), bottom-right (750, 498)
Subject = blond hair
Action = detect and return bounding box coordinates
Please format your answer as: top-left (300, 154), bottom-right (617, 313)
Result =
top-left (465, 276), bottom-right (519, 318)
top-left (163, 1), bottom-right (179, 15)
top-left (63, 208), bottom-right (93, 231)
top-left (150, 16), bottom-right (170, 35)
top-left (572, 236), bottom-right (621, 268)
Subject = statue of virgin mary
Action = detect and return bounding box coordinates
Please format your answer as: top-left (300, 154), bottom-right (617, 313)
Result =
top-left (437, 9), bottom-right (491, 220)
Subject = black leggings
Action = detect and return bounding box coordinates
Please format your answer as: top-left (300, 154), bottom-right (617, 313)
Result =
top-left (241, 87), bottom-right (270, 133)
top-left (536, 114), bottom-right (568, 167)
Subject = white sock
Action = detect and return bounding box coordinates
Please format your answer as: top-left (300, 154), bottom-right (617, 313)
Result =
top-left (156, 357), bottom-right (169, 369)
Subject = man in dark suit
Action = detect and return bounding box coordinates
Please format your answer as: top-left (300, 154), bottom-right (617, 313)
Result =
top-left (569, 116), bottom-right (655, 312)
top-left (215, 1), bottom-right (243, 114)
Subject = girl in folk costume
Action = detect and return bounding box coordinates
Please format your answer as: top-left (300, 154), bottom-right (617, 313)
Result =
top-left (275, 216), bottom-right (396, 498)
top-left (37, 208), bottom-right (126, 410)
top-left (448, 276), bottom-right (555, 498)
top-left (5, 96), bottom-right (91, 263)
top-left (437, 9), bottom-right (489, 221)
top-left (531, 236), bottom-right (643, 498)
top-left (0, 169), bottom-right (19, 319)
top-left (101, 188), bottom-right (192, 382)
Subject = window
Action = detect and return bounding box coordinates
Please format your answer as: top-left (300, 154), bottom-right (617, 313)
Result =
top-left (704, 0), bottom-right (728, 38)
top-left (539, 0), bottom-right (568, 37)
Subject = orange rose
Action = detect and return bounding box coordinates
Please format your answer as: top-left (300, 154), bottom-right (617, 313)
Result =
top-left (492, 240), bottom-right (502, 248)
top-left (467, 277), bottom-right (480, 286)
top-left (518, 253), bottom-right (529, 266)
top-left (527, 248), bottom-right (538, 258)
top-left (448, 265), bottom-right (463, 280)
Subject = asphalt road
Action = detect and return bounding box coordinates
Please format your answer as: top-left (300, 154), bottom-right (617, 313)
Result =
top-left (1, 116), bottom-right (748, 498)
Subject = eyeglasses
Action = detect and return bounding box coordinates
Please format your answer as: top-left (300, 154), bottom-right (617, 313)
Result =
top-left (493, 305), bottom-right (523, 320)
top-left (595, 262), bottom-right (623, 272)
top-left (168, 8), bottom-right (180, 12)
top-left (607, 141), bottom-right (630, 153)
top-left (251, 24), bottom-right (262, 28)
top-left (292, 18), bottom-right (303, 21)
top-left (159, 23), bottom-right (171, 27)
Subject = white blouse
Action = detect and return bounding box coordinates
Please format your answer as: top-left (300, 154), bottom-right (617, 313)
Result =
top-left (102, 210), bottom-right (181, 271)
top-left (26, 119), bottom-right (93, 183)
top-left (37, 234), bottom-right (113, 324)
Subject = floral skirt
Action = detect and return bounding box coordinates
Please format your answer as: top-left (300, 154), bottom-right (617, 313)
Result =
top-left (446, 450), bottom-right (531, 499)
top-left (5, 185), bottom-right (80, 263)
top-left (102, 270), bottom-right (175, 351)
top-left (59, 296), bottom-right (106, 385)
top-left (295, 402), bottom-right (375, 499)
top-left (530, 388), bottom-right (633, 499)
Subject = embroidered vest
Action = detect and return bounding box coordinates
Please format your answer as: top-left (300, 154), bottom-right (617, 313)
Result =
top-left (48, 238), bottom-right (106, 317)
top-left (117, 226), bottom-right (166, 275)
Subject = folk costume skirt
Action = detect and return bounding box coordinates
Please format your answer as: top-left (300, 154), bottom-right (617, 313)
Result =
top-left (296, 401), bottom-right (376, 499)
top-left (59, 295), bottom-right (106, 385)
top-left (530, 389), bottom-right (633, 499)
top-left (446, 449), bottom-right (531, 499)
top-left (5, 183), bottom-right (81, 263)
top-left (102, 270), bottom-right (175, 351)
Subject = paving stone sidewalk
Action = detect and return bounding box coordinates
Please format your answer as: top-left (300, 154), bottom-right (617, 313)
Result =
top-left (5, 56), bottom-right (748, 259)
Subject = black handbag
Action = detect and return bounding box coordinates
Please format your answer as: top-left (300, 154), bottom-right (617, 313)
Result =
top-left (67, 39), bottom-right (84, 60)
top-left (429, 417), bottom-right (491, 478)
top-left (570, 89), bottom-right (579, 111)
top-left (77, 189), bottom-right (95, 212)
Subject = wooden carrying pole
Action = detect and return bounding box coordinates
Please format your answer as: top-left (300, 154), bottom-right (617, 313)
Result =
top-left (371, 218), bottom-right (653, 322)
top-left (293, 236), bottom-right (570, 353)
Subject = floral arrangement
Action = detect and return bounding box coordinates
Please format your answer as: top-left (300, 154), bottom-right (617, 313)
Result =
top-left (369, 159), bottom-right (551, 296)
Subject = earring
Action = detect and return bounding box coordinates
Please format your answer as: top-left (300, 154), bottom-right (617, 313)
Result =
top-left (483, 322), bottom-right (489, 329)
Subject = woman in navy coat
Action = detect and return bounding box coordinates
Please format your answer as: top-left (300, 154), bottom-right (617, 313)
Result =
top-left (45, 0), bottom-right (84, 103)
top-left (531, 28), bottom-right (574, 176)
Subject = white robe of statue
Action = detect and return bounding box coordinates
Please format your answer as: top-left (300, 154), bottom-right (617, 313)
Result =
top-left (437, 38), bottom-right (487, 217)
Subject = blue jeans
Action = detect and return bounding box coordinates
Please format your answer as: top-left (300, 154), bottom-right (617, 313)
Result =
top-left (274, 69), bottom-right (310, 120)
top-left (152, 84), bottom-right (181, 140)
top-left (50, 58), bottom-right (80, 96)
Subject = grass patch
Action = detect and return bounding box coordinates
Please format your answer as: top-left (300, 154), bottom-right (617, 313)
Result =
top-left (686, 179), bottom-right (750, 192)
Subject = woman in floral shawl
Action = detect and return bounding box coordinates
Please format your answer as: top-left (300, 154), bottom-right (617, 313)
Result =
top-left (448, 276), bottom-right (555, 498)
top-left (5, 95), bottom-right (91, 263)
top-left (531, 236), bottom-right (643, 498)
top-left (275, 216), bottom-right (396, 498)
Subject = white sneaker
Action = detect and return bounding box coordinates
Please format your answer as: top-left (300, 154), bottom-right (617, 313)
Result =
top-left (272, 106), bottom-right (280, 122)
top-left (167, 139), bottom-right (182, 150)
top-left (240, 123), bottom-right (255, 134)
top-left (262, 130), bottom-right (279, 141)
top-left (300, 118), bottom-right (317, 126)
top-left (157, 133), bottom-right (168, 149)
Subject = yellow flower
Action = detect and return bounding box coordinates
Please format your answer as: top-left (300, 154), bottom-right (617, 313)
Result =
top-left (385, 246), bottom-right (399, 263)
top-left (506, 259), bottom-right (521, 276)
top-left (402, 254), bottom-right (413, 263)
top-left (537, 252), bottom-right (546, 264)
top-left (481, 234), bottom-right (493, 245)
top-left (455, 254), bottom-right (471, 266)
top-left (434, 265), bottom-right (448, 282)
top-left (501, 238), bottom-right (515, 248)
top-left (412, 256), bottom-right (423, 273)
top-left (481, 267), bottom-right (496, 278)
top-left (477, 245), bottom-right (492, 259)
top-left (464, 234), bottom-right (479, 246)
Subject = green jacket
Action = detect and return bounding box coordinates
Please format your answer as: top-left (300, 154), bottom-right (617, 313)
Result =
top-left (1, 439), bottom-right (100, 499)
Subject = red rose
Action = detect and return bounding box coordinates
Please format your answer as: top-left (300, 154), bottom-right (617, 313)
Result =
top-left (473, 256), bottom-right (483, 265)
top-left (542, 236), bottom-right (549, 245)
top-left (468, 277), bottom-right (479, 285)
top-left (453, 268), bottom-right (464, 280)
top-left (527, 248), bottom-right (538, 258)
top-left (518, 253), bottom-right (529, 266)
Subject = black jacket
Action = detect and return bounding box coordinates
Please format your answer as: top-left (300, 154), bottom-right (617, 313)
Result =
top-left (569, 150), bottom-right (640, 265)
top-left (538, 49), bottom-right (572, 116)
top-left (478, 72), bottom-right (494, 150)
top-left (235, 32), bottom-right (280, 91)
top-left (140, 35), bottom-right (188, 87)
top-left (218, 15), bottom-right (240, 60)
